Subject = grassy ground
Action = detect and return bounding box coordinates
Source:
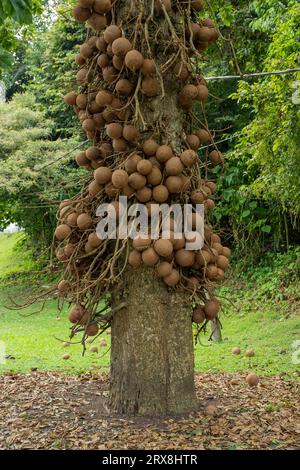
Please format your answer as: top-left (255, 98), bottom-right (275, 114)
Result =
top-left (0, 233), bottom-right (299, 378)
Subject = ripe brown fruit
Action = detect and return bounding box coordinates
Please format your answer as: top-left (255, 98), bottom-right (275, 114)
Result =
top-left (69, 305), bottom-right (88, 324)
top-left (96, 90), bottom-right (113, 106)
top-left (141, 59), bottom-right (156, 75)
top-left (128, 172), bottom-right (146, 190)
top-left (112, 37), bottom-right (132, 57)
top-left (232, 347), bottom-right (241, 355)
top-left (209, 150), bottom-right (224, 165)
top-left (165, 157), bottom-right (184, 176)
top-left (191, 191), bottom-right (205, 204)
top-left (125, 50), bottom-right (144, 72)
top-left (156, 261), bottom-right (173, 278)
top-left (57, 280), bottom-right (71, 296)
top-left (196, 128), bottom-right (211, 143)
top-left (152, 185), bottom-right (169, 202)
top-left (217, 255), bottom-right (229, 271)
top-left (123, 125), bottom-right (139, 142)
top-left (115, 79), bottom-right (133, 95)
top-left (163, 269), bottom-right (180, 287)
top-left (77, 213), bottom-right (93, 230)
top-left (246, 373), bottom-right (259, 387)
top-left (128, 250), bottom-right (142, 267)
top-left (136, 187), bottom-right (152, 202)
top-left (64, 91), bottom-right (77, 106)
top-left (193, 307), bottom-right (205, 324)
top-left (97, 53), bottom-right (110, 68)
top-left (132, 236), bottom-right (152, 252)
top-left (147, 167), bottom-right (162, 186)
top-left (73, 6), bottom-right (91, 22)
top-left (175, 249), bottom-right (195, 267)
top-left (103, 24), bottom-right (121, 43)
top-left (137, 159), bottom-right (153, 176)
top-left (165, 176), bottom-right (182, 193)
top-left (154, 239), bottom-right (173, 257)
top-left (143, 139), bottom-right (159, 156)
top-left (180, 149), bottom-right (198, 167)
top-left (174, 62), bottom-right (189, 80)
top-left (86, 322), bottom-right (99, 336)
top-left (125, 154), bottom-right (142, 173)
top-left (88, 232), bottom-right (102, 248)
top-left (106, 122), bottom-right (123, 139)
top-left (245, 349), bottom-right (255, 358)
top-left (76, 68), bottom-right (88, 85)
top-left (141, 77), bottom-right (160, 97)
top-left (186, 134), bottom-right (200, 150)
top-left (156, 145), bottom-right (173, 163)
top-left (87, 13), bottom-right (107, 31)
top-left (204, 298), bottom-right (220, 320)
top-left (142, 247), bottom-right (159, 266)
top-left (55, 224), bottom-right (71, 241)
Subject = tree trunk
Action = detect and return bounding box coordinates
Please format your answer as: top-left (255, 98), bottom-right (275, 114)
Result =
top-left (110, 266), bottom-right (198, 416)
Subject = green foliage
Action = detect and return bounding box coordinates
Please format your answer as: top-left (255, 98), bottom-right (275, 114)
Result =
top-left (0, 93), bottom-right (87, 249)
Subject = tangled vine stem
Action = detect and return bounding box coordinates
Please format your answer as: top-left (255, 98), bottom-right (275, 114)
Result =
top-left (27, 0), bottom-right (234, 348)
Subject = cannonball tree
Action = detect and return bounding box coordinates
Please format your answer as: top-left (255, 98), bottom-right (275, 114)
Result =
top-left (56, 0), bottom-right (230, 416)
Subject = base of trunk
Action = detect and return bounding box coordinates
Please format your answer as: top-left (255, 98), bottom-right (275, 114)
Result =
top-left (109, 266), bottom-right (198, 416)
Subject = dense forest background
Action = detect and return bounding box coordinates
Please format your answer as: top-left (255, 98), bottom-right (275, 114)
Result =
top-left (0, 0), bottom-right (299, 263)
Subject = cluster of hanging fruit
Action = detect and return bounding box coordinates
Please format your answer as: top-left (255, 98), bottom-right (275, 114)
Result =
top-left (55, 0), bottom-right (230, 343)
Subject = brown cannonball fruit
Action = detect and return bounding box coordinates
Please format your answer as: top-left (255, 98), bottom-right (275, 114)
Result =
top-left (191, 0), bottom-right (204, 10)
top-left (57, 280), bottom-right (71, 296)
top-left (142, 247), bottom-right (159, 266)
top-left (136, 187), bottom-right (152, 202)
top-left (128, 249), bottom-right (142, 268)
top-left (123, 125), bottom-right (139, 142)
top-left (222, 247), bottom-right (231, 260)
top-left (210, 233), bottom-right (221, 244)
top-left (180, 84), bottom-right (198, 101)
top-left (90, 345), bottom-right (98, 353)
top-left (89, 101), bottom-right (102, 114)
top-left (73, 6), bottom-right (91, 22)
top-left (125, 49), bottom-right (144, 72)
top-left (76, 151), bottom-right (89, 167)
top-left (68, 305), bottom-right (87, 324)
top-left (128, 172), bottom-right (146, 190)
top-left (163, 269), bottom-right (180, 287)
top-left (180, 149), bottom-right (198, 167)
top-left (115, 78), bottom-right (133, 95)
top-left (86, 36), bottom-right (98, 48)
top-left (193, 307), bottom-right (205, 324)
top-left (206, 181), bottom-right (217, 193)
top-left (212, 242), bottom-right (223, 255)
top-left (86, 322), bottom-right (99, 337)
top-left (112, 138), bottom-right (128, 152)
top-left (106, 122), bottom-right (123, 139)
top-left (102, 66), bottom-right (118, 83)
top-left (112, 37), bottom-right (132, 57)
top-left (112, 169), bottom-right (129, 189)
top-left (152, 185), bottom-right (169, 203)
top-left (216, 268), bottom-right (225, 281)
top-left (197, 26), bottom-right (212, 42)
top-left (86, 146), bottom-right (101, 160)
top-left (121, 184), bottom-right (135, 197)
top-left (80, 43), bottom-right (93, 59)
top-left (156, 261), bottom-right (173, 278)
top-left (125, 154), bottom-right (142, 174)
top-left (76, 68), bottom-right (88, 85)
top-left (66, 212), bottom-right (78, 227)
top-left (94, 167), bottom-right (112, 184)
top-left (137, 159), bottom-right (153, 176)
top-left (143, 139), bottom-right (159, 156)
top-left (165, 176), bottom-right (182, 193)
top-left (196, 128), bottom-right (211, 144)
top-left (77, 213), bottom-right (93, 230)
top-left (232, 347), bottom-right (241, 355)
top-left (197, 84), bottom-right (209, 101)
top-left (113, 54), bottom-right (124, 71)
top-left (132, 236), bottom-right (152, 252)
top-left (204, 298), bottom-right (220, 320)
top-left (165, 157), bottom-right (184, 176)
top-left (63, 354), bottom-right (70, 360)
top-left (187, 277), bottom-right (200, 290)
top-left (205, 199), bottom-right (215, 211)
top-left (97, 53), bottom-right (110, 68)
top-left (141, 58), bottom-right (156, 75)
top-left (103, 24), bottom-right (121, 44)
top-left (217, 255), bottom-right (229, 271)
top-left (156, 145), bottom-right (173, 163)
top-left (191, 191), bottom-right (205, 204)
top-left (75, 53), bottom-right (86, 65)
top-left (205, 264), bottom-right (219, 280)
top-left (102, 108), bottom-right (116, 122)
top-left (154, 239), bottom-right (173, 257)
top-left (196, 250), bottom-right (211, 266)
top-left (96, 36), bottom-right (107, 51)
top-left (64, 91), bottom-right (77, 106)
top-left (175, 249), bottom-right (195, 267)
top-left (75, 93), bottom-right (87, 109)
top-left (245, 349), bottom-right (255, 358)
top-left (147, 167), bottom-right (162, 186)
top-left (88, 232), bottom-right (102, 248)
top-left (246, 373), bottom-right (259, 387)
top-left (94, 0), bottom-right (111, 14)
top-left (141, 77), bottom-right (160, 97)
top-left (55, 224), bottom-right (71, 241)
top-left (82, 118), bottom-right (95, 132)
top-left (173, 234), bottom-right (186, 251)
top-left (87, 13), bottom-right (107, 31)
top-left (100, 142), bottom-right (113, 158)
top-left (209, 150), bottom-right (224, 165)
top-left (186, 134), bottom-right (200, 150)
top-left (96, 90), bottom-right (113, 106)
top-left (174, 62), bottom-right (189, 80)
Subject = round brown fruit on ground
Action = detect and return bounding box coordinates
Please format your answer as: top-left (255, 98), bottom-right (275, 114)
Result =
top-left (245, 349), bottom-right (255, 358)
top-left (232, 347), bottom-right (241, 355)
top-left (163, 269), bottom-right (180, 287)
top-left (193, 307), bottom-right (205, 324)
top-left (204, 298), bottom-right (220, 320)
top-left (90, 346), bottom-right (98, 353)
top-left (246, 373), bottom-right (259, 387)
top-left (154, 239), bottom-right (173, 257)
top-left (63, 354), bottom-right (70, 360)
top-left (55, 224), bottom-right (71, 241)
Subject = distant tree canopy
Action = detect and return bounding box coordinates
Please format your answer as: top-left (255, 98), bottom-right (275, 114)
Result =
top-left (0, 0), bottom-right (299, 257)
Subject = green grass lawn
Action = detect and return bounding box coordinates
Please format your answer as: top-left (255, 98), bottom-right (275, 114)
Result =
top-left (0, 233), bottom-right (299, 378)
top-left (0, 232), bottom-right (30, 278)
